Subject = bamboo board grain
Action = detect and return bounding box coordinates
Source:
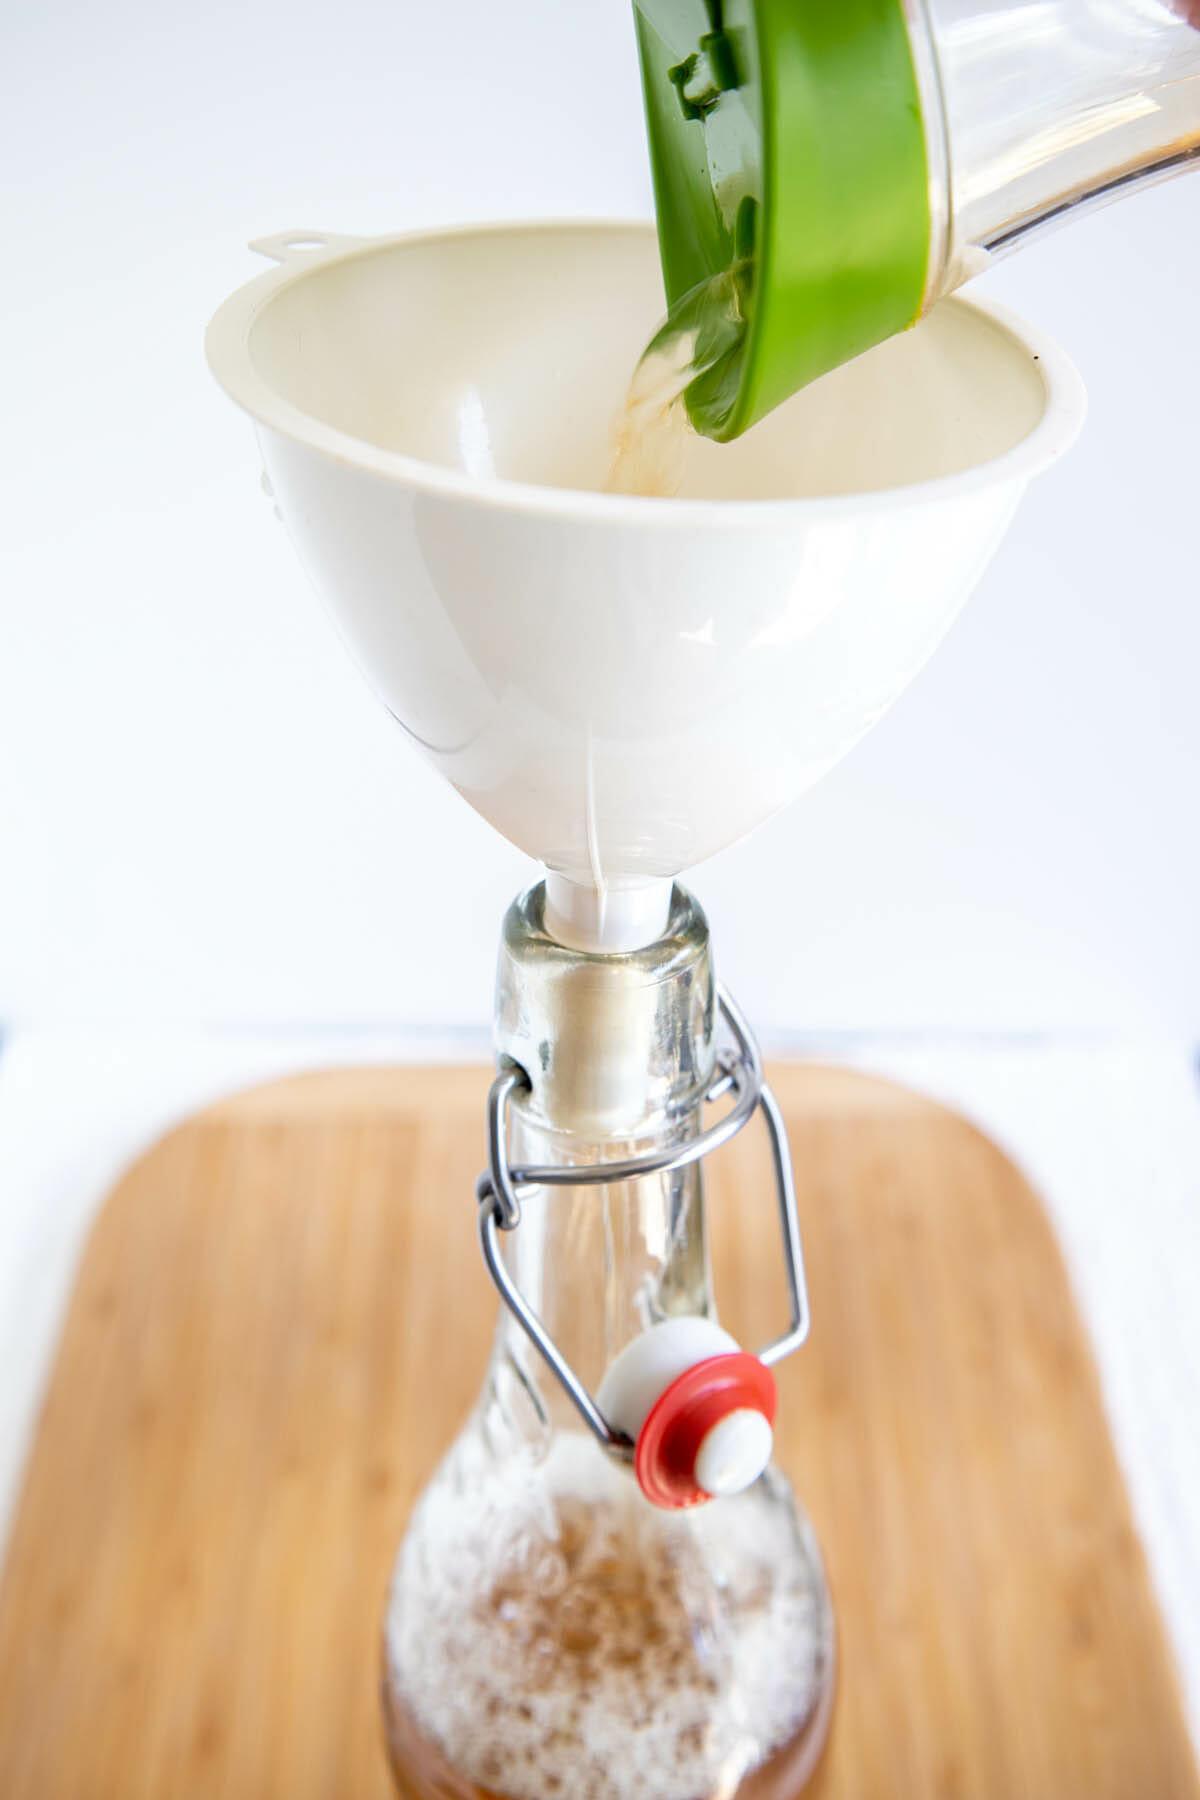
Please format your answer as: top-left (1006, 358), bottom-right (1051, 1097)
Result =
top-left (0, 1063), bottom-right (1195, 1799)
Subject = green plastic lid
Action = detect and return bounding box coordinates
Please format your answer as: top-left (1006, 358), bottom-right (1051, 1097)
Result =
top-left (634, 0), bottom-right (932, 440)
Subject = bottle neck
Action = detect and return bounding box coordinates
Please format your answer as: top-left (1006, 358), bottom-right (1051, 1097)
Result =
top-left (484, 883), bottom-right (718, 1440)
top-left (497, 1113), bottom-right (713, 1435)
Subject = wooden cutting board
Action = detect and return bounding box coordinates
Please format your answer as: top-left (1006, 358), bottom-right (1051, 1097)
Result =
top-left (0, 1063), bottom-right (1194, 1799)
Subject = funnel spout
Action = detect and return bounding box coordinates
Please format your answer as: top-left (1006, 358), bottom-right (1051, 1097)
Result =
top-left (543, 874), bottom-right (674, 954)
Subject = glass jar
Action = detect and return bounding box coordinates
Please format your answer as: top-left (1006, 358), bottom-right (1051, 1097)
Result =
top-left (382, 885), bottom-right (834, 1800)
top-left (916, 0), bottom-right (1200, 295)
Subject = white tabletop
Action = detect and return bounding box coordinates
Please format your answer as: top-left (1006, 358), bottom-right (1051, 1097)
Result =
top-left (1, 1028), bottom-right (1197, 1740)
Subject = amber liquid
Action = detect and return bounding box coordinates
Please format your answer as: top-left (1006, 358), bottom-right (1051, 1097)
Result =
top-left (384, 1678), bottom-right (832, 1800)
top-left (604, 270), bottom-right (743, 498)
top-left (383, 1474), bottom-right (833, 1800)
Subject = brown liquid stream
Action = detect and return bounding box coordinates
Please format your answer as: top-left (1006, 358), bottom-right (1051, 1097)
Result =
top-left (604, 328), bottom-right (697, 499)
top-left (604, 270), bottom-right (744, 498)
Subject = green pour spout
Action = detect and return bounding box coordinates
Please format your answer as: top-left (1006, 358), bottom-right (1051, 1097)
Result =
top-left (634, 0), bottom-right (932, 440)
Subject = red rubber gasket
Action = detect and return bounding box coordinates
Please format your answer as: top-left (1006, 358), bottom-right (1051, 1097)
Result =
top-left (634, 1352), bottom-right (777, 1509)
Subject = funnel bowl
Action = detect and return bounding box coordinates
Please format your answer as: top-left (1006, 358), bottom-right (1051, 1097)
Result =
top-left (207, 221), bottom-right (1083, 890)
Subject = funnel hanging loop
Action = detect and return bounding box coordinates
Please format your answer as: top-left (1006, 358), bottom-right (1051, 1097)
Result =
top-left (476, 986), bottom-right (812, 1455)
top-left (246, 228), bottom-right (369, 263)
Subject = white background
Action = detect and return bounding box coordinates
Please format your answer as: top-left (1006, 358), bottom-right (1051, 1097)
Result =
top-left (3, 0), bottom-right (1199, 1039)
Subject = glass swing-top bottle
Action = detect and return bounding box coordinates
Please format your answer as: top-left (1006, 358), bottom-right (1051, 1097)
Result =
top-left (382, 883), bottom-right (835, 1800)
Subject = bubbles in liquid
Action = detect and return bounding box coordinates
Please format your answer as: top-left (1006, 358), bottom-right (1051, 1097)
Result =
top-left (384, 1434), bottom-right (831, 1800)
top-left (605, 272), bottom-right (744, 499)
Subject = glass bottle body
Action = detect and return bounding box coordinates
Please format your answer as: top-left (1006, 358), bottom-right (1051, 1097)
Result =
top-left (382, 886), bottom-right (834, 1800)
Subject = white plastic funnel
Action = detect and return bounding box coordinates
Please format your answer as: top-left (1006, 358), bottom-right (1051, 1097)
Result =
top-left (207, 222), bottom-right (1083, 937)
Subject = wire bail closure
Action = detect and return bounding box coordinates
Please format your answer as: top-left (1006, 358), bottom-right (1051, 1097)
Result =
top-left (475, 986), bottom-right (811, 1456)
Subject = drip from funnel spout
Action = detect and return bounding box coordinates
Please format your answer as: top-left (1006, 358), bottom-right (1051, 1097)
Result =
top-left (543, 873), bottom-right (674, 954)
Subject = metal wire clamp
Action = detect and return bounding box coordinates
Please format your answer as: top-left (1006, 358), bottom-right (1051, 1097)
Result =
top-left (476, 985), bottom-right (812, 1455)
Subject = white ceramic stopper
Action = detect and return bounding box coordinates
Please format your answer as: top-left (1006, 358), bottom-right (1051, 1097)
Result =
top-left (596, 1317), bottom-right (740, 1441)
top-left (694, 1408), bottom-right (775, 1497)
